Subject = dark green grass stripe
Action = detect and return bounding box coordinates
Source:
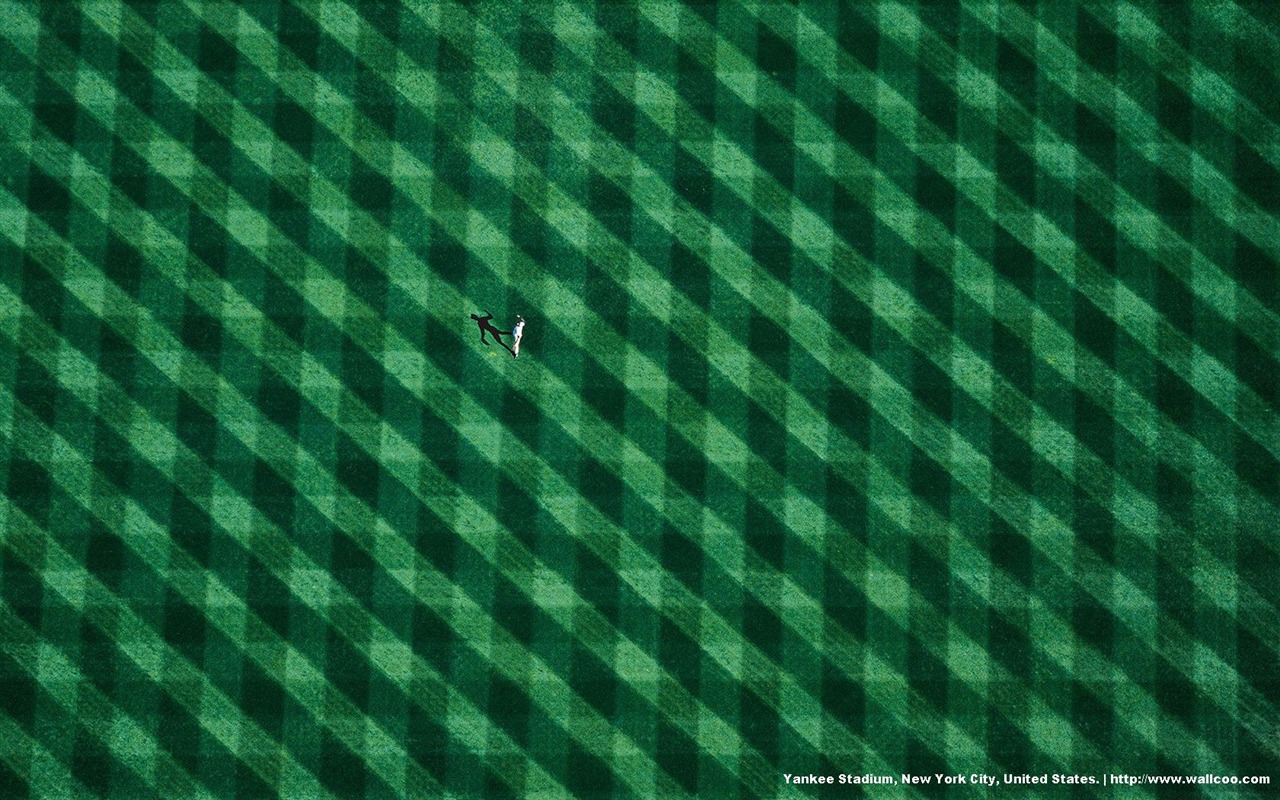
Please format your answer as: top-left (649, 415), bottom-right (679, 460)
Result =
top-left (640, 1), bottom-right (1279, 532)
top-left (951, 1), bottom-right (1280, 355)
top-left (0, 38), bottom-right (774, 799)
top-left (535, 0), bottom-right (1275, 758)
top-left (1201, 0), bottom-right (1280, 111)
top-left (1099, 0), bottom-right (1280, 176)
top-left (0, 712), bottom-right (96, 800)
top-left (0, 598), bottom-right (216, 800)
top-left (0, 494), bottom-right (336, 799)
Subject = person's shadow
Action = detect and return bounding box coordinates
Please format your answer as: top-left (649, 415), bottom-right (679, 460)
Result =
top-left (470, 311), bottom-right (514, 356)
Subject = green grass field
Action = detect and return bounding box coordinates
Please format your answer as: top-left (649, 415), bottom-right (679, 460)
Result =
top-left (1, 2), bottom-right (1278, 798)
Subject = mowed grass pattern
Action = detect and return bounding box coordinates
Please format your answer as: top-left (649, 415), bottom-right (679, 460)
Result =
top-left (1, 2), bottom-right (1278, 798)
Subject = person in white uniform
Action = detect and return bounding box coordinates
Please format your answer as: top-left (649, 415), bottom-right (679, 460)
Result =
top-left (510, 315), bottom-right (525, 358)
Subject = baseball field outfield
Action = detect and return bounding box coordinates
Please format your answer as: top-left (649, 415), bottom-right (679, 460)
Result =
top-left (1, 2), bottom-right (1277, 797)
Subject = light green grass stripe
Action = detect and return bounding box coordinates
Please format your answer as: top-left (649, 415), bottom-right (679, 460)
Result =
top-left (125, 0), bottom-right (931, 784)
top-left (0, 495), bottom-right (336, 800)
top-left (1104, 0), bottom-right (1280, 175)
top-left (1201, 0), bottom-right (1280, 99)
top-left (0, 25), bottom-right (737, 794)
top-left (0, 202), bottom-right (599, 800)
top-left (947, 1), bottom-right (1280, 357)
top-left (627, 0), bottom-right (1278, 553)
top-left (0, 600), bottom-right (217, 800)
top-left (587, 0), bottom-right (1274, 765)
top-left (0, 712), bottom-right (96, 800)
top-left (743, 0), bottom-right (1280, 649)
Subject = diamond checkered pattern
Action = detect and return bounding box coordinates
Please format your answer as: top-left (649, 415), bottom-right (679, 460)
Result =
top-left (1, 2), bottom-right (1278, 798)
